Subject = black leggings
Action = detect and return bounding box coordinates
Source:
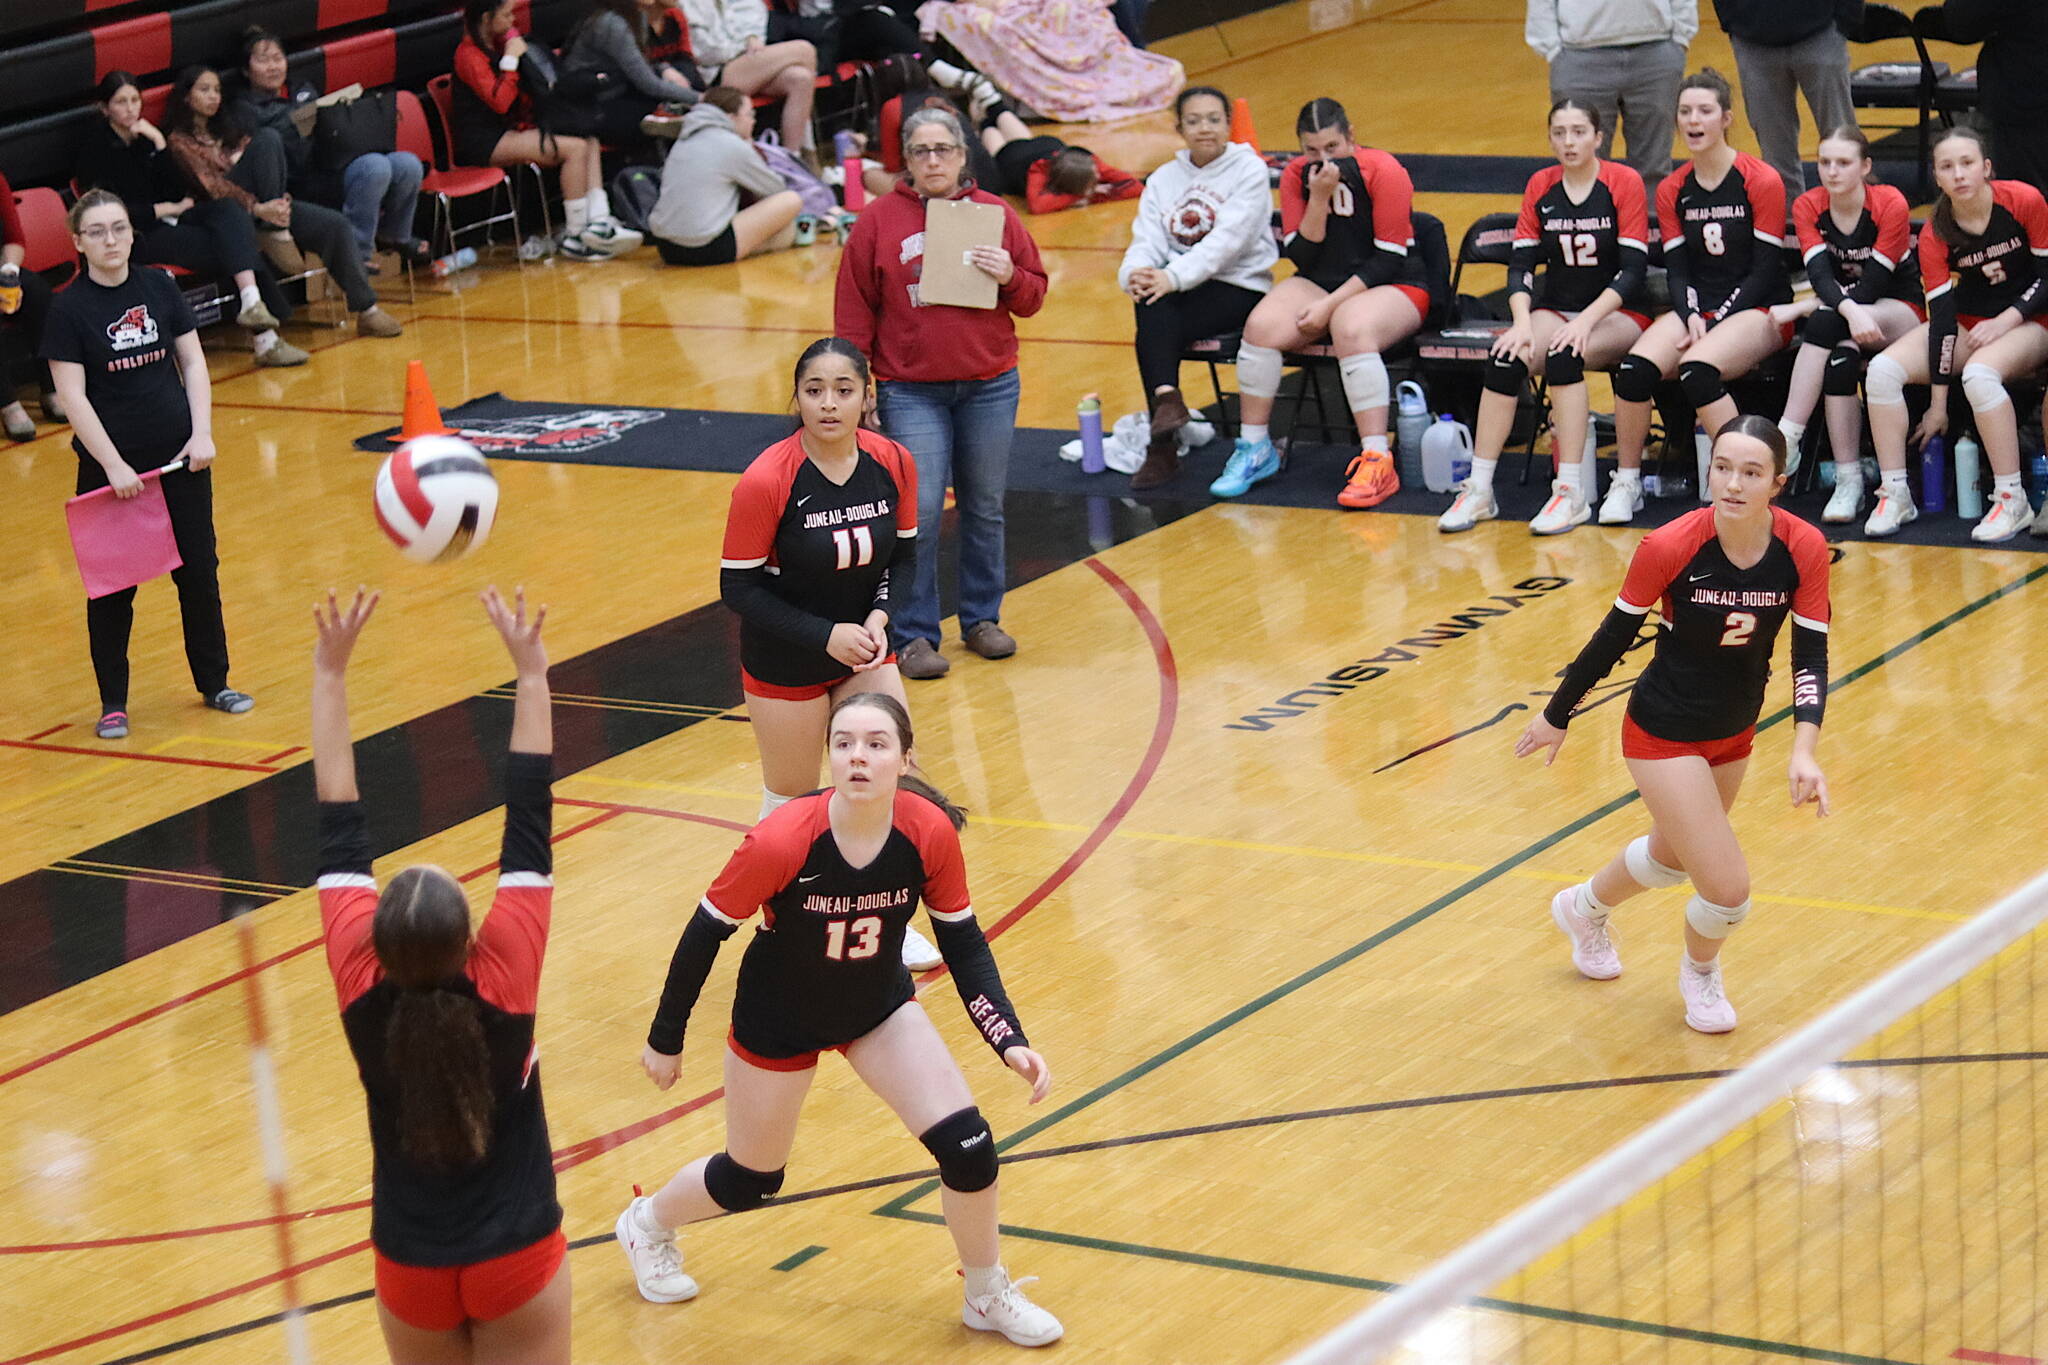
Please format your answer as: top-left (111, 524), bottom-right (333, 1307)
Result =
top-left (228, 128), bottom-right (378, 312)
top-left (79, 462), bottom-right (230, 711)
top-left (0, 267), bottom-right (53, 395)
top-left (1133, 280), bottom-right (1265, 396)
top-left (138, 200), bottom-right (292, 326)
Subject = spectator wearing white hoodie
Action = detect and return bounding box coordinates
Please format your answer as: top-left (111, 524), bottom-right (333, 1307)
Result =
top-left (1116, 86), bottom-right (1278, 491)
top-left (1527, 0), bottom-right (1698, 182)
top-left (648, 87), bottom-right (802, 265)
top-left (679, 0), bottom-right (819, 154)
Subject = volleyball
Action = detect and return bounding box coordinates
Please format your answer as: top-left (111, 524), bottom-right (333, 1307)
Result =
top-left (373, 435), bottom-right (498, 563)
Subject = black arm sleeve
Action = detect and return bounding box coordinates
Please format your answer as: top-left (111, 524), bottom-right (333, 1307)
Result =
top-left (1807, 249), bottom-right (1848, 308)
top-left (1663, 238), bottom-right (1696, 323)
top-left (1283, 231), bottom-right (1324, 273)
top-left (1714, 238), bottom-right (1786, 319)
top-left (1507, 239), bottom-right (1539, 300)
top-left (1542, 606), bottom-right (1645, 729)
top-left (871, 527), bottom-right (913, 619)
top-left (1791, 621), bottom-right (1829, 727)
top-left (720, 566), bottom-right (837, 652)
top-left (1352, 245), bottom-right (1403, 291)
top-left (647, 907), bottom-right (739, 1055)
top-left (2014, 269), bottom-right (2048, 320)
top-left (1928, 287), bottom-right (1960, 382)
top-left (317, 800), bottom-right (373, 879)
top-left (1610, 242), bottom-right (1649, 308)
top-left (1846, 254), bottom-right (1896, 306)
top-left (499, 750), bottom-right (554, 877)
top-left (930, 913), bottom-right (1029, 1057)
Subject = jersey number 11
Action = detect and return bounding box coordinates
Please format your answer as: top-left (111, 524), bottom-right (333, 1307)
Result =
top-left (832, 526), bottom-right (874, 570)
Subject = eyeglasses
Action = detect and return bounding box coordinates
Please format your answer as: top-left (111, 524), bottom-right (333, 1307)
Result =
top-left (80, 223), bottom-right (133, 242)
top-left (907, 143), bottom-right (963, 161)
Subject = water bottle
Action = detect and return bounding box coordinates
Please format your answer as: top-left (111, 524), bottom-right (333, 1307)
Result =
top-left (1954, 434), bottom-right (1984, 520)
top-left (1077, 394), bottom-right (1105, 474)
top-left (833, 129), bottom-right (861, 164)
top-left (842, 153), bottom-right (867, 212)
top-left (1419, 414), bottom-right (1472, 493)
top-left (0, 264), bottom-right (19, 315)
top-left (2028, 447), bottom-right (2048, 513)
top-left (1818, 460), bottom-right (1836, 489)
top-left (1580, 421), bottom-right (1598, 474)
top-left (1694, 426), bottom-right (1712, 502)
top-left (1919, 435), bottom-right (1948, 515)
top-left (1394, 380), bottom-right (1429, 486)
top-left (431, 245), bottom-right (478, 277)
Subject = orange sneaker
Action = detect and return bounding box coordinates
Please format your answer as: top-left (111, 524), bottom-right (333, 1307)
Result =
top-left (1337, 446), bottom-right (1399, 508)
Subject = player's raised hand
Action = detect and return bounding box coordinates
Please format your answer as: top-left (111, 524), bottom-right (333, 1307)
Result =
top-left (1004, 1046), bottom-right (1052, 1104)
top-left (482, 585), bottom-right (548, 679)
top-left (313, 587), bottom-right (380, 674)
top-left (1515, 714), bottom-right (1568, 765)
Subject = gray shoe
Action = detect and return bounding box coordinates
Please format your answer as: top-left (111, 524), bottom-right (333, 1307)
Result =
top-left (255, 339), bottom-right (311, 367)
top-left (962, 621), bottom-right (1016, 660)
top-left (39, 388), bottom-right (64, 423)
top-left (2030, 496), bottom-right (2048, 539)
top-left (357, 307), bottom-right (403, 338)
top-left (897, 638), bottom-right (950, 680)
top-left (207, 688), bottom-right (256, 714)
top-left (236, 299), bottom-right (281, 331)
top-left (2, 401), bottom-right (33, 441)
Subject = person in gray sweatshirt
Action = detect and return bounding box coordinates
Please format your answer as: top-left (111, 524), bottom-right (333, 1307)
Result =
top-left (1527, 0), bottom-right (1698, 182)
top-left (563, 0), bottom-right (700, 148)
top-left (648, 88), bottom-right (802, 265)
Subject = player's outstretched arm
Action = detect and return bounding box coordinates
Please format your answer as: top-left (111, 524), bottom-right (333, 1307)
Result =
top-left (312, 587), bottom-right (380, 804)
top-left (482, 586), bottom-right (551, 756)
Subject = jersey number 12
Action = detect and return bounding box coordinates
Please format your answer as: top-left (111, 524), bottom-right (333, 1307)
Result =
top-left (832, 526), bottom-right (874, 570)
top-left (825, 915), bottom-right (883, 960)
top-left (1558, 232), bottom-right (1600, 267)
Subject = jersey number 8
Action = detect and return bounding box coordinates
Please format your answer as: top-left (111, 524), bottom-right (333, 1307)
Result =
top-left (832, 526), bottom-right (875, 570)
top-left (825, 915), bottom-right (883, 960)
top-left (1701, 221), bottom-right (1726, 256)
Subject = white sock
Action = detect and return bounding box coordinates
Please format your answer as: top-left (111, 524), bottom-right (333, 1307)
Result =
top-left (587, 189), bottom-right (614, 225)
top-left (1467, 455), bottom-right (1498, 492)
top-left (634, 1196), bottom-right (671, 1238)
top-left (1685, 952), bottom-right (1718, 974)
top-left (1835, 458), bottom-right (1860, 477)
top-left (565, 196), bottom-right (591, 235)
top-left (927, 59), bottom-right (966, 88)
top-left (1241, 423), bottom-right (1269, 444)
top-left (1612, 467), bottom-right (1640, 487)
top-left (1881, 469), bottom-right (1910, 491)
top-left (1777, 418), bottom-right (1806, 448)
top-left (1359, 433), bottom-right (1390, 455)
top-left (238, 284), bottom-right (263, 311)
top-left (253, 329), bottom-right (279, 355)
top-left (1576, 882), bottom-right (1612, 923)
top-left (759, 789), bottom-right (796, 822)
top-left (1994, 472), bottom-right (2023, 496)
top-left (1558, 457), bottom-right (1586, 494)
top-left (963, 1265), bottom-right (1005, 1301)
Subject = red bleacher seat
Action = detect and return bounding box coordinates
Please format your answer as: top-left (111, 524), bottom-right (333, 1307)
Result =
top-left (14, 188), bottom-right (79, 282)
top-left (323, 29), bottom-right (396, 91)
top-left (92, 13), bottom-right (171, 83)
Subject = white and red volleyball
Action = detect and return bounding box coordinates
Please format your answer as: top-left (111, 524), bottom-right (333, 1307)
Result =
top-left (374, 434), bottom-right (499, 563)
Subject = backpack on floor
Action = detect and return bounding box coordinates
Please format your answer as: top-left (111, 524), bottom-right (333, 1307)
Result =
top-left (754, 132), bottom-right (837, 218)
top-left (610, 165), bottom-right (660, 235)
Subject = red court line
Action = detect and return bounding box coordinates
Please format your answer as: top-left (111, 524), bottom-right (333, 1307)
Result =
top-left (556, 797), bottom-right (749, 834)
top-left (0, 737), bottom-right (277, 773)
top-left (1955, 1350), bottom-right (2045, 1364)
top-left (23, 724), bottom-right (69, 741)
top-left (0, 1199), bottom-right (371, 1256)
top-left (256, 746), bottom-right (306, 765)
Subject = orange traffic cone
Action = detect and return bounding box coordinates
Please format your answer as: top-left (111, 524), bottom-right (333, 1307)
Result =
top-left (1230, 96), bottom-right (1259, 153)
top-left (390, 359), bottom-right (453, 444)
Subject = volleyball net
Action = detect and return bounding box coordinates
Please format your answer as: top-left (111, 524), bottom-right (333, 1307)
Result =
top-left (1285, 870), bottom-right (2048, 1365)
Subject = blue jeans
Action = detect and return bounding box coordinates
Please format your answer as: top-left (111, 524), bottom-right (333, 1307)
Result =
top-left (341, 151), bottom-right (425, 256)
top-left (877, 367), bottom-right (1020, 649)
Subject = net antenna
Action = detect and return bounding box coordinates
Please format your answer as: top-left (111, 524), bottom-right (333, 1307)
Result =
top-left (237, 913), bottom-right (314, 1365)
top-left (1284, 868), bottom-right (2048, 1365)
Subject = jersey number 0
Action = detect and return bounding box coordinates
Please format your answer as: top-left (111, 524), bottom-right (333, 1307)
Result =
top-left (832, 526), bottom-right (874, 570)
top-left (825, 915), bottom-right (883, 959)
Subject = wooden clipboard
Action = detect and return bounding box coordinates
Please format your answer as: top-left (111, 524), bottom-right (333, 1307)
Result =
top-left (919, 197), bottom-right (1005, 310)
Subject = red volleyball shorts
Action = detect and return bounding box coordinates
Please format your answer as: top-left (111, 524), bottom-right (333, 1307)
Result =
top-left (742, 656), bottom-right (898, 702)
top-left (1391, 283), bottom-right (1431, 324)
top-left (375, 1228), bottom-right (567, 1332)
top-left (727, 1027), bottom-right (851, 1072)
top-left (1743, 307), bottom-right (1798, 349)
top-left (1622, 714), bottom-right (1755, 767)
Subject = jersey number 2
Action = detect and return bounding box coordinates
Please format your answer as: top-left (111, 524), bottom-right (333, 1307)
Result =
top-left (1558, 232), bottom-right (1599, 267)
top-left (1719, 611), bottom-right (1757, 647)
top-left (825, 916), bottom-right (882, 960)
top-left (832, 526), bottom-right (874, 570)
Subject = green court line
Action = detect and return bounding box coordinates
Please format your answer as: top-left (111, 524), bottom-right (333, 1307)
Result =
top-left (771, 1245), bottom-right (828, 1272)
top-left (881, 1209), bottom-right (1918, 1365)
top-left (876, 558), bottom-right (2048, 1224)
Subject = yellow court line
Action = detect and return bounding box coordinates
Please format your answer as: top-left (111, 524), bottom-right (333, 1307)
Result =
top-left (561, 773), bottom-right (1956, 925)
top-left (146, 734), bottom-right (293, 755)
top-left (46, 864), bottom-right (291, 897)
top-left (57, 858), bottom-right (301, 896)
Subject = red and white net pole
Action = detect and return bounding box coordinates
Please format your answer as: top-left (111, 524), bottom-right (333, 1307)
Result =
top-left (237, 914), bottom-right (313, 1365)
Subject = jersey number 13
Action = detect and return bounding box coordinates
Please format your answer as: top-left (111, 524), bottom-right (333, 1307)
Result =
top-left (824, 915), bottom-right (883, 959)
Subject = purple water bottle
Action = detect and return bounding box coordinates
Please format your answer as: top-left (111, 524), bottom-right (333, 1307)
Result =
top-left (1919, 434), bottom-right (1948, 515)
top-left (1078, 394), bottom-right (1105, 474)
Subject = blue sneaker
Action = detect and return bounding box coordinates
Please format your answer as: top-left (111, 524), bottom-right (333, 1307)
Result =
top-left (1209, 437), bottom-right (1280, 498)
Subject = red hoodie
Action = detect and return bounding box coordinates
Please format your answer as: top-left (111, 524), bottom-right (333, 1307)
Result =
top-left (834, 179), bottom-right (1049, 384)
top-left (1024, 155), bottom-right (1143, 215)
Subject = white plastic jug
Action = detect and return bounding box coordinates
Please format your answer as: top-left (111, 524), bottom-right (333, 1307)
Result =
top-left (1420, 414), bottom-right (1473, 493)
top-left (1395, 380), bottom-right (1430, 486)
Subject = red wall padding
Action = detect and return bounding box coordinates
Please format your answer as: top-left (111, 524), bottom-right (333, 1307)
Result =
top-left (322, 29), bottom-right (396, 92)
top-left (92, 13), bottom-right (172, 81)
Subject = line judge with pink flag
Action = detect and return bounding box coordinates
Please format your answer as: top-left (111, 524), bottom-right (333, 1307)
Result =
top-left (42, 189), bottom-right (254, 743)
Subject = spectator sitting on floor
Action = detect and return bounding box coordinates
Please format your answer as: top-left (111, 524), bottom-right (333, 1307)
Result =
top-left (978, 112), bottom-right (1142, 213)
top-left (648, 86), bottom-right (803, 265)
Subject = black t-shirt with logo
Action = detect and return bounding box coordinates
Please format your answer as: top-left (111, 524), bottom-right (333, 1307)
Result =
top-left (42, 266), bottom-right (197, 481)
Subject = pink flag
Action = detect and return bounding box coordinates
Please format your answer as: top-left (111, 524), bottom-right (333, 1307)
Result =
top-left (65, 462), bottom-right (184, 599)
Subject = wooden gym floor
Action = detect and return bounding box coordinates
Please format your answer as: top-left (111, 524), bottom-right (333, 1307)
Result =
top-left (2, 3), bottom-right (2041, 1362)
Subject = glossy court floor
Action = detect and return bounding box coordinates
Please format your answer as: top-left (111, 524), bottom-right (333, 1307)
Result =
top-left (3, 2), bottom-right (2043, 1362)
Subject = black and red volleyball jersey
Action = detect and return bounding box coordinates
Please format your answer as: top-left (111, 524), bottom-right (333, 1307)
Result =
top-left (719, 428), bottom-right (918, 687)
top-left (1278, 148), bottom-right (1427, 293)
top-left (700, 790), bottom-right (1010, 1050)
top-left (1794, 183), bottom-right (1918, 309)
top-left (1920, 180), bottom-right (2048, 380)
top-left (317, 752), bottom-right (560, 1268)
top-left (1614, 507), bottom-right (1830, 741)
top-left (1510, 160), bottom-right (1649, 313)
top-left (1656, 152), bottom-right (1791, 322)
top-left (644, 5), bottom-right (692, 66)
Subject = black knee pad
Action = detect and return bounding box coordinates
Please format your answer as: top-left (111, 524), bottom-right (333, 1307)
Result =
top-left (704, 1152), bottom-right (785, 1212)
top-left (920, 1106), bottom-right (998, 1193)
top-left (1543, 346), bottom-right (1585, 388)
top-left (1678, 359), bottom-right (1726, 408)
top-left (1823, 344), bottom-right (1865, 397)
top-left (1611, 352), bottom-right (1662, 403)
top-left (1801, 306), bottom-right (1850, 350)
top-left (1482, 350), bottom-right (1530, 397)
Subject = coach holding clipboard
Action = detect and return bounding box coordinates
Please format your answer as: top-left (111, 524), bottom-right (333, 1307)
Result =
top-left (44, 189), bottom-right (253, 742)
top-left (834, 103), bottom-right (1048, 682)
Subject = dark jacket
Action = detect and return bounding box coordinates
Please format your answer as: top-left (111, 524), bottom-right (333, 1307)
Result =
top-left (1713, 0), bottom-right (1861, 45)
top-left (229, 77), bottom-right (319, 180)
top-left (1928, 0), bottom-right (2048, 121)
top-left (73, 122), bottom-right (184, 232)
